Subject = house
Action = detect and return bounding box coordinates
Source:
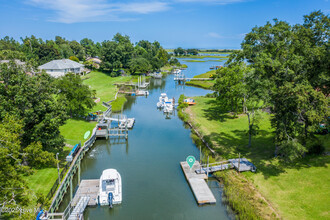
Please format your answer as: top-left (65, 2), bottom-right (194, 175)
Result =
top-left (0, 59), bottom-right (26, 66)
top-left (0, 59), bottom-right (35, 76)
top-left (86, 57), bottom-right (101, 64)
top-left (38, 59), bottom-right (84, 78)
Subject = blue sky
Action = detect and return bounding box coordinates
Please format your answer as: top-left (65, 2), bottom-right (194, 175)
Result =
top-left (0, 0), bottom-right (329, 48)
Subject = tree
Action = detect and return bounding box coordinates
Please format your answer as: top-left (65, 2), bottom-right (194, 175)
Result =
top-left (213, 62), bottom-right (247, 115)
top-left (80, 38), bottom-right (99, 57)
top-left (174, 47), bottom-right (185, 56)
top-left (239, 11), bottom-right (329, 160)
top-left (128, 57), bottom-right (151, 74)
top-left (187, 48), bottom-right (199, 55)
top-left (100, 40), bottom-right (122, 73)
top-left (157, 48), bottom-right (170, 66)
top-left (0, 62), bottom-right (68, 152)
top-left (0, 115), bottom-right (56, 219)
top-left (69, 40), bottom-right (85, 61)
top-left (56, 73), bottom-right (96, 117)
top-left (0, 115), bottom-right (30, 218)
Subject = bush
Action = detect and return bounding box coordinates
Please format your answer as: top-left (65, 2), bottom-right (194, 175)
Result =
top-left (69, 56), bottom-right (79, 62)
top-left (205, 92), bottom-right (216, 98)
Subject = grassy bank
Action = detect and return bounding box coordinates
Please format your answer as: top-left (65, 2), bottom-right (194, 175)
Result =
top-left (60, 71), bottom-right (132, 145)
top-left (82, 71), bottom-right (132, 112)
top-left (59, 119), bottom-right (97, 145)
top-left (185, 70), bottom-right (216, 89)
top-left (185, 96), bottom-right (330, 220)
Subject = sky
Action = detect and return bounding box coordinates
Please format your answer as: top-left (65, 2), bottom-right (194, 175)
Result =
top-left (0, 0), bottom-right (329, 49)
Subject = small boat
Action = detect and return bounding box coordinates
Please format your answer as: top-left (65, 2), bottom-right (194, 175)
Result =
top-left (136, 90), bottom-right (149, 96)
top-left (98, 169), bottom-right (122, 207)
top-left (173, 69), bottom-right (181, 74)
top-left (184, 98), bottom-right (196, 105)
top-left (153, 72), bottom-right (162, 79)
top-left (163, 103), bottom-right (174, 113)
top-left (209, 66), bottom-right (215, 69)
top-left (157, 93), bottom-right (174, 109)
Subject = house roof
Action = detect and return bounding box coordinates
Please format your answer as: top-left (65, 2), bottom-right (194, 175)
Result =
top-left (0, 59), bottom-right (26, 66)
top-left (39, 59), bottom-right (84, 70)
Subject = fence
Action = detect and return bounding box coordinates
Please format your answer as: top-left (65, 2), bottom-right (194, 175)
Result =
top-left (47, 127), bottom-right (97, 213)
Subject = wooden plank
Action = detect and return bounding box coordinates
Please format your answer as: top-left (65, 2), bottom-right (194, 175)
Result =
top-left (72, 179), bottom-right (99, 207)
top-left (180, 161), bottom-right (216, 205)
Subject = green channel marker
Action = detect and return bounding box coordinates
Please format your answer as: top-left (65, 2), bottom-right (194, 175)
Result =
top-left (186, 156), bottom-right (196, 169)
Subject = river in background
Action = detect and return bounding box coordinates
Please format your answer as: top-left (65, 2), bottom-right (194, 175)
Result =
top-left (60, 57), bottom-right (232, 220)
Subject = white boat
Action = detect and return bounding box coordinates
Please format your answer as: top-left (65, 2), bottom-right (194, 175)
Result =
top-left (157, 93), bottom-right (171, 108)
top-left (163, 103), bottom-right (174, 113)
top-left (154, 72), bottom-right (162, 79)
top-left (173, 69), bottom-right (181, 74)
top-left (98, 169), bottom-right (122, 207)
top-left (136, 90), bottom-right (149, 96)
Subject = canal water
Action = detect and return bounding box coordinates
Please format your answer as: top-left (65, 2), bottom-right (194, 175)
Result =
top-left (63, 58), bottom-right (233, 219)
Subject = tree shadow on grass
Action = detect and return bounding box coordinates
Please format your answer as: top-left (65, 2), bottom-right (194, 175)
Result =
top-left (202, 99), bottom-right (233, 122)
top-left (206, 129), bottom-right (328, 180)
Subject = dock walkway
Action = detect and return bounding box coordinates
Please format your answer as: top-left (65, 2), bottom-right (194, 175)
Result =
top-left (180, 161), bottom-right (216, 205)
top-left (68, 196), bottom-right (90, 220)
top-left (196, 158), bottom-right (256, 174)
top-left (72, 179), bottom-right (99, 207)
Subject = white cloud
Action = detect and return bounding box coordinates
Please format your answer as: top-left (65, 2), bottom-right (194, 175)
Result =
top-left (207, 32), bottom-right (222, 38)
top-left (175, 0), bottom-right (248, 4)
top-left (27, 0), bottom-right (170, 23)
top-left (207, 32), bottom-right (247, 39)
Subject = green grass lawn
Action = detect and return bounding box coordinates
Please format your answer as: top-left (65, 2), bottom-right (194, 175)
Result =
top-left (187, 96), bottom-right (330, 220)
top-left (23, 168), bottom-right (61, 199)
top-left (60, 71), bottom-right (132, 145)
top-left (82, 71), bottom-right (132, 112)
top-left (185, 70), bottom-right (216, 89)
top-left (59, 119), bottom-right (97, 145)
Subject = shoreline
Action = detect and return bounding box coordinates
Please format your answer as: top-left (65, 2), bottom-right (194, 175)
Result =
top-left (178, 96), bottom-right (281, 219)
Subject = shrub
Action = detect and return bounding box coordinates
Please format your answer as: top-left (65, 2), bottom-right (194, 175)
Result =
top-left (69, 56), bottom-right (79, 62)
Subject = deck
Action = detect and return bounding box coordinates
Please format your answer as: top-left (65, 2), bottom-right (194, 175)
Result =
top-left (195, 158), bottom-right (256, 174)
top-left (180, 161), bottom-right (216, 205)
top-left (72, 179), bottom-right (99, 207)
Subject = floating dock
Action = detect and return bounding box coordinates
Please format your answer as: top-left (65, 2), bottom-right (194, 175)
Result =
top-left (180, 161), bottom-right (216, 205)
top-left (72, 179), bottom-right (99, 207)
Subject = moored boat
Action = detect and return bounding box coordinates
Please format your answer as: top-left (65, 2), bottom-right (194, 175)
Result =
top-left (98, 169), bottom-right (122, 207)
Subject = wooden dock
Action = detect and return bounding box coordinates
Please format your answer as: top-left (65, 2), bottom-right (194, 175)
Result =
top-left (195, 158), bottom-right (256, 174)
top-left (72, 179), bottom-right (99, 207)
top-left (180, 161), bottom-right (216, 205)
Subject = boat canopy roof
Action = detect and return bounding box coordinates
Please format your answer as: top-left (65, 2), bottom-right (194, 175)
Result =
top-left (102, 169), bottom-right (119, 180)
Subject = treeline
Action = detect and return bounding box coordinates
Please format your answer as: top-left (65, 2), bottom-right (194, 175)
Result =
top-left (173, 47), bottom-right (199, 56)
top-left (0, 33), bottom-right (173, 76)
top-left (213, 11), bottom-right (329, 161)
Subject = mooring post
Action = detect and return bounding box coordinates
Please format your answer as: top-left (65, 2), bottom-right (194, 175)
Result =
top-left (70, 177), bottom-right (73, 201)
top-left (238, 153), bottom-right (241, 173)
top-left (206, 156), bottom-right (209, 180)
top-left (78, 161), bottom-right (81, 185)
top-left (125, 123), bottom-right (128, 140)
top-left (199, 145), bottom-right (202, 173)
